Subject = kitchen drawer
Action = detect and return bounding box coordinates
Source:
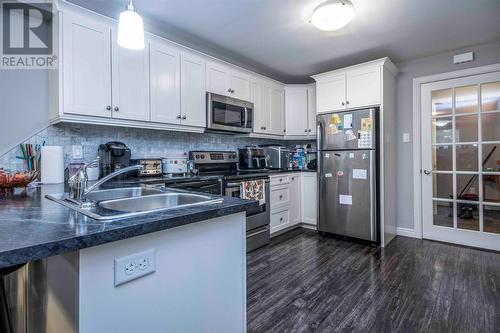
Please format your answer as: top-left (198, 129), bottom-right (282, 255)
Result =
top-left (270, 209), bottom-right (290, 231)
top-left (270, 186), bottom-right (290, 209)
top-left (270, 174), bottom-right (290, 186)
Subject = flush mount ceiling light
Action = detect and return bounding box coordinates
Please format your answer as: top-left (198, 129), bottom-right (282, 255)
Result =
top-left (310, 0), bottom-right (355, 31)
top-left (117, 0), bottom-right (145, 50)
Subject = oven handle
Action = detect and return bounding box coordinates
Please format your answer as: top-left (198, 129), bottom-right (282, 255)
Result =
top-left (226, 179), bottom-right (269, 187)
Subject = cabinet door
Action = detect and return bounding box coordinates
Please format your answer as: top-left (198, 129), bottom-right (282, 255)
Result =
top-left (285, 87), bottom-right (308, 136)
top-left (230, 71), bottom-right (250, 101)
top-left (63, 12), bottom-right (112, 117)
top-left (250, 80), bottom-right (267, 134)
top-left (111, 31), bottom-right (150, 121)
top-left (346, 66), bottom-right (381, 108)
top-left (150, 42), bottom-right (181, 124)
top-left (289, 174), bottom-right (302, 225)
top-left (206, 62), bottom-right (231, 96)
top-left (181, 53), bottom-right (206, 127)
top-left (307, 85), bottom-right (316, 136)
top-left (270, 209), bottom-right (291, 234)
top-left (269, 87), bottom-right (285, 135)
top-left (301, 173), bottom-right (318, 226)
top-left (316, 73), bottom-right (346, 113)
top-left (258, 83), bottom-right (272, 134)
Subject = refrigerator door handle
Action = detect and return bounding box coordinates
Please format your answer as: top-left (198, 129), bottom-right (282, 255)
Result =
top-left (317, 121), bottom-right (323, 151)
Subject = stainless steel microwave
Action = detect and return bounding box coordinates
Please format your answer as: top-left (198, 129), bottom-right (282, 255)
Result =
top-left (206, 92), bottom-right (253, 133)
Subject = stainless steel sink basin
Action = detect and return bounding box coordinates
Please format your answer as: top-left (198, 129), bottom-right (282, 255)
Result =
top-left (85, 187), bottom-right (165, 202)
top-left (98, 193), bottom-right (220, 213)
top-left (45, 187), bottom-right (223, 221)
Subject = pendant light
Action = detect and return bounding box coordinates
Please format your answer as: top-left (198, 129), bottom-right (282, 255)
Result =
top-left (117, 0), bottom-right (145, 50)
top-left (310, 0), bottom-right (355, 32)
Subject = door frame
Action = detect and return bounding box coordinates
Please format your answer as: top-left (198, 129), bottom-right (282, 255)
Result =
top-left (412, 62), bottom-right (500, 240)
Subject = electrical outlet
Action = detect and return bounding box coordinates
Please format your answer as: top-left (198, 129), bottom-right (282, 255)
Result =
top-left (114, 249), bottom-right (156, 286)
top-left (72, 145), bottom-right (83, 159)
top-left (402, 133), bottom-right (410, 143)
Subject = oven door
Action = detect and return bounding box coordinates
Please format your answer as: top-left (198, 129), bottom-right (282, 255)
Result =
top-left (225, 179), bottom-right (270, 231)
top-left (207, 93), bottom-right (253, 133)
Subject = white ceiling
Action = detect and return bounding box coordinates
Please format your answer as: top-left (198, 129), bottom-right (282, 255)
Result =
top-left (67, 0), bottom-right (500, 83)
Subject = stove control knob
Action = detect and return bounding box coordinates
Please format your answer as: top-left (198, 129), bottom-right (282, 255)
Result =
top-left (201, 154), bottom-right (205, 159)
top-left (195, 154), bottom-right (200, 159)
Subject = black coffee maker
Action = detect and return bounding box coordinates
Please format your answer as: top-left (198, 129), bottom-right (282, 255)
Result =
top-left (238, 146), bottom-right (267, 169)
top-left (98, 142), bottom-right (131, 179)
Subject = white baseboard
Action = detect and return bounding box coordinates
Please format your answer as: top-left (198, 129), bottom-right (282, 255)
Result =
top-left (300, 223), bottom-right (317, 231)
top-left (396, 227), bottom-right (419, 239)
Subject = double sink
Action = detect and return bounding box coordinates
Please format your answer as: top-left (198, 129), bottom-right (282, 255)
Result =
top-left (46, 186), bottom-right (223, 221)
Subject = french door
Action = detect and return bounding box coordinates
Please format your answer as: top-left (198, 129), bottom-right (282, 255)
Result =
top-left (421, 71), bottom-right (500, 251)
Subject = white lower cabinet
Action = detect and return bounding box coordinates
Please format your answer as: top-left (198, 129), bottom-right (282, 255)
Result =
top-left (289, 174), bottom-right (301, 225)
top-left (301, 173), bottom-right (317, 226)
top-left (269, 172), bottom-right (316, 235)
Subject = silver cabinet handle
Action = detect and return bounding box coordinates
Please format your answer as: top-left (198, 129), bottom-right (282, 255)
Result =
top-left (177, 115), bottom-right (181, 119)
top-left (423, 170), bottom-right (432, 175)
top-left (106, 105), bottom-right (111, 110)
top-left (182, 115), bottom-right (187, 120)
top-left (114, 106), bottom-right (119, 111)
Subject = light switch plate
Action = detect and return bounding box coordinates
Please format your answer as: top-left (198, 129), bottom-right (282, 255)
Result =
top-left (114, 249), bottom-right (156, 286)
top-left (402, 133), bottom-right (411, 143)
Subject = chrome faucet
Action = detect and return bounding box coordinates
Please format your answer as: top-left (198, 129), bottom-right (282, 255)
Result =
top-left (68, 161), bottom-right (143, 207)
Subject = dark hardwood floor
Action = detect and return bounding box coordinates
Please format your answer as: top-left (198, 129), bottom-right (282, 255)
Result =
top-left (247, 228), bottom-right (500, 333)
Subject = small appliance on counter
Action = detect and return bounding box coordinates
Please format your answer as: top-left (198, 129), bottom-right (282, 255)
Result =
top-left (162, 156), bottom-right (189, 175)
top-left (98, 142), bottom-right (131, 179)
top-left (130, 159), bottom-right (163, 177)
top-left (238, 147), bottom-right (267, 170)
top-left (259, 145), bottom-right (290, 170)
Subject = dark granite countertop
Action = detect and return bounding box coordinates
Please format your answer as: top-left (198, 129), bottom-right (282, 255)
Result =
top-left (0, 184), bottom-right (258, 269)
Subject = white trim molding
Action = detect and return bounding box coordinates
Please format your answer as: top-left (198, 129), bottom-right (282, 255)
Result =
top-left (396, 227), bottom-right (418, 239)
top-left (412, 62), bottom-right (500, 241)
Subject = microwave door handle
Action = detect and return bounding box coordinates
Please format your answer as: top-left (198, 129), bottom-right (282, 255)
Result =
top-left (243, 107), bottom-right (248, 128)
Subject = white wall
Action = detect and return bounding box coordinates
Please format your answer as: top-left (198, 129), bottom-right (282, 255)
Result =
top-left (0, 69), bottom-right (50, 156)
top-left (395, 40), bottom-right (500, 230)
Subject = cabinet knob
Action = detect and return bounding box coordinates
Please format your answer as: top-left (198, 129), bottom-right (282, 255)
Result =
top-left (304, 129), bottom-right (308, 133)
top-left (283, 129), bottom-right (286, 133)
top-left (341, 102), bottom-right (345, 106)
top-left (279, 195), bottom-right (283, 199)
top-left (228, 88), bottom-right (231, 93)
top-left (106, 105), bottom-right (111, 110)
top-left (280, 217), bottom-right (283, 222)
top-left (346, 101), bottom-right (350, 105)
top-left (308, 129), bottom-right (312, 132)
top-left (182, 115), bottom-right (187, 120)
top-left (113, 106), bottom-right (119, 111)
top-left (279, 178), bottom-right (282, 182)
top-left (177, 115), bottom-right (181, 119)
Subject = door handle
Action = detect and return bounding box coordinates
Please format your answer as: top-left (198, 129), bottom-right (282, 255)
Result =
top-left (423, 170), bottom-right (432, 175)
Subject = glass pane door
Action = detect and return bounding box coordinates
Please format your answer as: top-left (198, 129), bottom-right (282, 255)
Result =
top-left (422, 71), bottom-right (500, 251)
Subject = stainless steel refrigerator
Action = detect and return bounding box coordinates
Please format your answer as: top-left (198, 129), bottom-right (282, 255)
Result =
top-left (317, 108), bottom-right (378, 242)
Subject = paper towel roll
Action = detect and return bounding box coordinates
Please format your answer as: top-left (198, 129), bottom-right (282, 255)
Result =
top-left (41, 146), bottom-right (64, 184)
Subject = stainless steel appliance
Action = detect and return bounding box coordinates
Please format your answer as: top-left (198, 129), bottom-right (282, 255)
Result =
top-left (317, 108), bottom-right (378, 243)
top-left (190, 151), bottom-right (271, 252)
top-left (206, 93), bottom-right (253, 133)
top-left (238, 147), bottom-right (267, 169)
top-left (97, 141), bottom-right (131, 179)
top-left (130, 159), bottom-right (162, 177)
top-left (161, 156), bottom-right (188, 175)
top-left (259, 145), bottom-right (290, 170)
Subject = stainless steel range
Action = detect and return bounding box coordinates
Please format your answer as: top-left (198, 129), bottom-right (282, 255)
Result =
top-left (190, 151), bottom-right (271, 252)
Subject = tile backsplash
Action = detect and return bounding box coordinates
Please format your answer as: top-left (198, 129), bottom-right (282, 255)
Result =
top-left (0, 123), bottom-right (315, 171)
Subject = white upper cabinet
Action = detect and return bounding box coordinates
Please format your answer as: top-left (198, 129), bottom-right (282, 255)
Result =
top-left (307, 85), bottom-right (316, 135)
top-left (150, 42), bottom-right (181, 124)
top-left (63, 11), bottom-right (112, 118)
top-left (285, 86), bottom-right (309, 136)
top-left (250, 80), bottom-right (266, 133)
top-left (181, 53), bottom-right (206, 127)
top-left (206, 62), bottom-right (251, 100)
top-left (312, 61), bottom-right (384, 113)
top-left (111, 29), bottom-right (150, 121)
top-left (206, 62), bottom-right (231, 96)
top-left (230, 70), bottom-right (250, 101)
top-left (270, 86), bottom-right (285, 135)
top-left (346, 66), bottom-right (381, 109)
top-left (315, 73), bottom-right (346, 113)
